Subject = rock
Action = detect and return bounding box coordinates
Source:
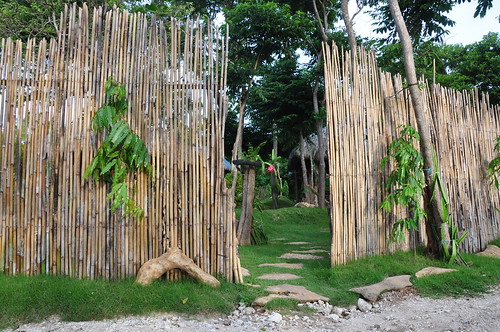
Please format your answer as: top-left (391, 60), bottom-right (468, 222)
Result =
top-left (349, 275), bottom-right (412, 302)
top-left (357, 298), bottom-right (373, 312)
top-left (415, 267), bottom-right (458, 278)
top-left (256, 273), bottom-right (302, 280)
top-left (292, 249), bottom-right (329, 253)
top-left (326, 313), bottom-right (341, 322)
top-left (285, 241), bottom-right (311, 245)
top-left (333, 306), bottom-right (348, 316)
top-left (477, 245), bottom-right (500, 258)
top-left (294, 202), bottom-right (317, 207)
top-left (252, 294), bottom-right (288, 307)
top-left (242, 307), bottom-right (256, 315)
top-left (258, 263), bottom-right (304, 269)
top-left (252, 284), bottom-right (329, 306)
top-left (279, 253), bottom-right (323, 260)
top-left (241, 267), bottom-right (251, 277)
top-left (268, 312), bottom-right (283, 324)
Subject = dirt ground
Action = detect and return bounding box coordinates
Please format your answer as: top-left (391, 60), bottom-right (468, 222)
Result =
top-left (8, 286), bottom-right (499, 332)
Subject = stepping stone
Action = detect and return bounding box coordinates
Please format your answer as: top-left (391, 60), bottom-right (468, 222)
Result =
top-left (477, 245), bottom-right (500, 258)
top-left (258, 263), bottom-right (304, 269)
top-left (350, 275), bottom-right (412, 302)
top-left (272, 238), bottom-right (287, 241)
top-left (252, 284), bottom-right (329, 307)
top-left (292, 249), bottom-right (328, 254)
top-left (244, 283), bottom-right (261, 288)
top-left (279, 253), bottom-right (323, 260)
top-left (241, 267), bottom-right (251, 277)
top-left (415, 267), bottom-right (457, 278)
top-left (286, 241), bottom-right (310, 245)
top-left (257, 273), bottom-right (302, 280)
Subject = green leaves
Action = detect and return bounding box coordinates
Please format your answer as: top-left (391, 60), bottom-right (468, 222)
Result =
top-left (84, 78), bottom-right (152, 219)
top-left (487, 135), bottom-right (500, 189)
top-left (381, 125), bottom-right (426, 243)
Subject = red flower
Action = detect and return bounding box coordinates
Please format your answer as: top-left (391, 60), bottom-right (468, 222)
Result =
top-left (267, 165), bottom-right (274, 173)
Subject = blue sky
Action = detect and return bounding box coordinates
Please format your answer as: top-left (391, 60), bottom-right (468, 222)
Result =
top-left (352, 1), bottom-right (499, 45)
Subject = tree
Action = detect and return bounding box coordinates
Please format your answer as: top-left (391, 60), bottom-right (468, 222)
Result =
top-left (0, 0), bottom-right (134, 41)
top-left (223, 1), bottom-right (311, 192)
top-left (374, 33), bottom-right (500, 105)
top-left (247, 57), bottom-right (315, 153)
top-left (448, 32), bottom-right (500, 104)
top-left (387, 0), bottom-right (447, 256)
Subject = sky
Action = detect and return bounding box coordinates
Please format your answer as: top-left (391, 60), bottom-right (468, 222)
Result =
top-left (351, 1), bottom-right (500, 45)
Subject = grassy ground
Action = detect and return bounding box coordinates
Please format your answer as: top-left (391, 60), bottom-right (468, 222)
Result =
top-left (1, 206), bottom-right (499, 330)
top-left (241, 207), bottom-right (500, 309)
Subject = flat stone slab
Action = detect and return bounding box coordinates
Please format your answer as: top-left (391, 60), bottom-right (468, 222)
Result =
top-left (292, 249), bottom-right (328, 254)
top-left (415, 267), bottom-right (457, 278)
top-left (477, 245), bottom-right (500, 258)
top-left (256, 273), bottom-right (302, 280)
top-left (252, 284), bottom-right (329, 306)
top-left (272, 238), bottom-right (287, 241)
top-left (350, 275), bottom-right (412, 302)
top-left (286, 241), bottom-right (310, 245)
top-left (279, 253), bottom-right (323, 260)
top-left (241, 267), bottom-right (251, 277)
top-left (258, 263), bottom-right (304, 269)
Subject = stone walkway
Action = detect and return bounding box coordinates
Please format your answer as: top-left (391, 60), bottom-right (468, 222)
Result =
top-left (246, 237), bottom-right (331, 306)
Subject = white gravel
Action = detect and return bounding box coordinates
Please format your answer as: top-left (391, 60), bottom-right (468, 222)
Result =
top-left (7, 287), bottom-right (500, 332)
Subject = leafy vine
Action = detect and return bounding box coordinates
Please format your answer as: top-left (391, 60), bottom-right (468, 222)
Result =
top-left (381, 125), bottom-right (426, 243)
top-left (84, 78), bottom-right (152, 219)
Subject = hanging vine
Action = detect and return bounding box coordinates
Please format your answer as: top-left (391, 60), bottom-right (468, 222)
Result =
top-left (84, 78), bottom-right (152, 219)
top-left (380, 125), bottom-right (426, 243)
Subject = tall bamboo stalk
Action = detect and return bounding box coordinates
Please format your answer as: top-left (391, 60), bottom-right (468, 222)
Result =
top-left (0, 4), bottom-right (237, 280)
top-left (323, 42), bottom-right (500, 266)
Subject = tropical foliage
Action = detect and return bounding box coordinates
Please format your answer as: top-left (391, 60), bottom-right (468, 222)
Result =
top-left (380, 125), bottom-right (426, 243)
top-left (84, 78), bottom-right (152, 219)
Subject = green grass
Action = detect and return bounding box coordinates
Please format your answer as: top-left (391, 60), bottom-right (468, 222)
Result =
top-left (1, 206), bottom-right (499, 329)
top-left (489, 237), bottom-right (500, 247)
top-left (0, 275), bottom-right (266, 330)
top-left (256, 196), bottom-right (296, 210)
top-left (240, 207), bottom-right (500, 308)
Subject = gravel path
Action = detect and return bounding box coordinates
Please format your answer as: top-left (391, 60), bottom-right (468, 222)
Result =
top-left (8, 287), bottom-right (499, 332)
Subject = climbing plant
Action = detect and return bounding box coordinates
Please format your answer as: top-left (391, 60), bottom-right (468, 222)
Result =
top-left (380, 125), bottom-right (426, 243)
top-left (381, 125), bottom-right (469, 265)
top-left (487, 135), bottom-right (500, 190)
top-left (431, 151), bottom-right (468, 265)
top-left (84, 78), bottom-right (152, 219)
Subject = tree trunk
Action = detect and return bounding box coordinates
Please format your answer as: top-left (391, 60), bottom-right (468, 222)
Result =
top-left (272, 121), bottom-right (278, 157)
top-left (313, 71), bottom-right (326, 208)
top-left (387, 0), bottom-right (447, 256)
top-left (230, 89), bottom-right (248, 193)
top-left (341, 0), bottom-right (357, 58)
top-left (269, 171), bottom-right (280, 209)
top-left (237, 165), bottom-right (257, 245)
top-left (299, 131), bottom-right (313, 203)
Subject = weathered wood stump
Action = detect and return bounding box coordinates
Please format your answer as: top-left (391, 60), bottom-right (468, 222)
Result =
top-left (135, 247), bottom-right (220, 287)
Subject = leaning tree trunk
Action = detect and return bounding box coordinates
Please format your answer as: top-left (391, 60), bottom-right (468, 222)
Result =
top-left (299, 131), bottom-right (313, 204)
top-left (237, 165), bottom-right (257, 245)
top-left (341, 0), bottom-right (358, 65)
top-left (388, 0), bottom-right (447, 256)
top-left (313, 76), bottom-right (326, 208)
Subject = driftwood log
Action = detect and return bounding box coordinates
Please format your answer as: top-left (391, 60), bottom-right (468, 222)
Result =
top-left (135, 247), bottom-right (221, 287)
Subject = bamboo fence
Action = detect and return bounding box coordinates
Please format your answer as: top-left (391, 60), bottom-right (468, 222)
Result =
top-left (323, 43), bottom-right (500, 265)
top-left (0, 4), bottom-right (242, 282)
